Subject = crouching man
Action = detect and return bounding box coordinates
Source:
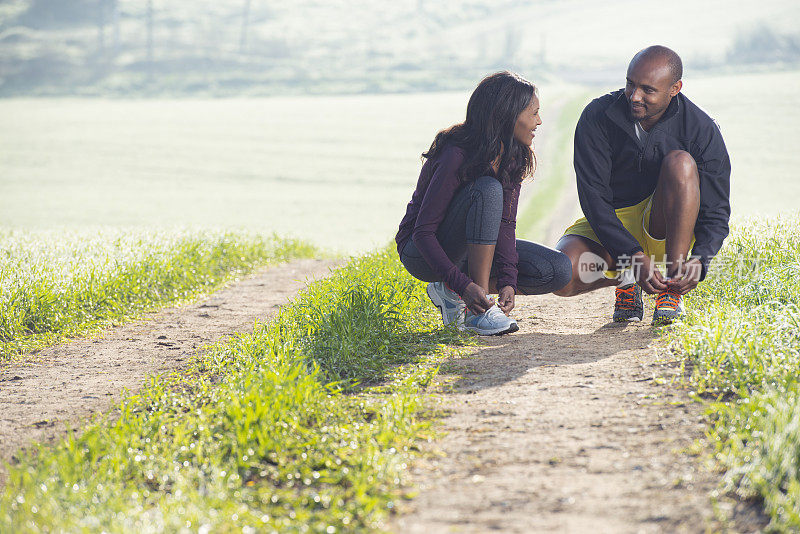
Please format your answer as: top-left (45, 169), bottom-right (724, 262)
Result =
top-left (555, 45), bottom-right (731, 325)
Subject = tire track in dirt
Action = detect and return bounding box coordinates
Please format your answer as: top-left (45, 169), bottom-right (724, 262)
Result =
top-left (0, 258), bottom-right (338, 489)
top-left (393, 289), bottom-right (762, 533)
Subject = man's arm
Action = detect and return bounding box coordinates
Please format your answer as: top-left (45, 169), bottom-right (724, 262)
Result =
top-left (690, 120), bottom-right (731, 280)
top-left (574, 105), bottom-right (643, 263)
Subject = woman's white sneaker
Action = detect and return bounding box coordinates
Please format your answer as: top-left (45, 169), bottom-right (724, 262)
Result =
top-left (461, 304), bottom-right (518, 336)
top-left (426, 282), bottom-right (466, 327)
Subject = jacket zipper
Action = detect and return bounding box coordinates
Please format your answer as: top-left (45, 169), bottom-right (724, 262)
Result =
top-left (638, 124), bottom-right (658, 173)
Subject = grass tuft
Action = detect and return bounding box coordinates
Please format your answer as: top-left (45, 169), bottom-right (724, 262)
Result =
top-left (273, 248), bottom-right (463, 385)
top-left (0, 228), bottom-right (319, 362)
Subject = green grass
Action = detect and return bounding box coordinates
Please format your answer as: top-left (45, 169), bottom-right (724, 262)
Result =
top-left (0, 228), bottom-right (319, 362)
top-left (0, 246), bottom-right (467, 532)
top-left (667, 213), bottom-right (800, 531)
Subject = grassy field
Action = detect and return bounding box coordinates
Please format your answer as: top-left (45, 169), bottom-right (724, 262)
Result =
top-left (0, 247), bottom-right (467, 532)
top-left (0, 229), bottom-right (317, 362)
top-left (0, 93), bottom-right (470, 253)
top-left (667, 215), bottom-right (800, 530)
top-left (3, 70), bottom-right (796, 254)
top-left (682, 69), bottom-right (800, 218)
top-left (0, 82), bottom-right (587, 253)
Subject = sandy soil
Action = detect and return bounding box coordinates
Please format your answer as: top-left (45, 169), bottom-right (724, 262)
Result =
top-left (392, 289), bottom-right (766, 534)
top-left (0, 258), bottom-right (337, 489)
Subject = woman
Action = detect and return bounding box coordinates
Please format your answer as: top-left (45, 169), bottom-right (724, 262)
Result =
top-left (395, 71), bottom-right (572, 335)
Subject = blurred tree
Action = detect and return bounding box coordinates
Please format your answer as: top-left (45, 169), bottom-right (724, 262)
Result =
top-left (95, 0), bottom-right (119, 62)
top-left (728, 24), bottom-right (800, 64)
top-left (97, 0), bottom-right (109, 55)
top-left (111, 0), bottom-right (120, 55)
top-left (240, 0), bottom-right (252, 54)
top-left (146, 0), bottom-right (153, 79)
top-left (19, 0), bottom-right (97, 29)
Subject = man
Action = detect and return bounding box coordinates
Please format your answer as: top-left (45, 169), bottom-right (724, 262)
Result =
top-left (554, 45), bottom-right (730, 325)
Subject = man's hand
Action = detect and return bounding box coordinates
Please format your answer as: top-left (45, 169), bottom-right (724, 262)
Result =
top-left (632, 251), bottom-right (668, 294)
top-left (462, 282), bottom-right (494, 315)
top-left (665, 258), bottom-right (703, 295)
top-left (497, 286), bottom-right (516, 315)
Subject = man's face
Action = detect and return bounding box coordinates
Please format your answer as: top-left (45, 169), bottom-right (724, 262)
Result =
top-left (624, 58), bottom-right (681, 127)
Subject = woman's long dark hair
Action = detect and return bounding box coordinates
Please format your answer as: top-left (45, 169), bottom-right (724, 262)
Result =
top-left (423, 71), bottom-right (537, 186)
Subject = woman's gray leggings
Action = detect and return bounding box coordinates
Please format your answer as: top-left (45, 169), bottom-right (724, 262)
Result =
top-left (399, 176), bottom-right (572, 295)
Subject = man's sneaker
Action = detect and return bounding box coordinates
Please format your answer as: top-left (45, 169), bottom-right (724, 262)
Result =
top-left (613, 283), bottom-right (644, 322)
top-left (461, 304), bottom-right (519, 336)
top-left (653, 288), bottom-right (683, 325)
top-left (426, 282), bottom-right (465, 327)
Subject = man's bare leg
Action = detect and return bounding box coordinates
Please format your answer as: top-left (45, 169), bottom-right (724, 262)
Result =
top-left (553, 235), bottom-right (617, 297)
top-left (648, 150), bottom-right (700, 279)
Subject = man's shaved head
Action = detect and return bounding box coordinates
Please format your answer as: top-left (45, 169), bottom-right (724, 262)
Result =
top-left (630, 46), bottom-right (683, 84)
top-left (625, 45), bottom-right (684, 129)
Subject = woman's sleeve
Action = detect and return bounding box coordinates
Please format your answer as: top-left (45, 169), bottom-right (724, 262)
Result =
top-left (493, 183), bottom-right (520, 292)
top-left (411, 147), bottom-right (473, 296)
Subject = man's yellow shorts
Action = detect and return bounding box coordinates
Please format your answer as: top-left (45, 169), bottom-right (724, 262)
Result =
top-left (562, 195), bottom-right (695, 277)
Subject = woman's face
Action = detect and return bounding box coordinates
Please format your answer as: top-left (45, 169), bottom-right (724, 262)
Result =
top-left (512, 96), bottom-right (542, 147)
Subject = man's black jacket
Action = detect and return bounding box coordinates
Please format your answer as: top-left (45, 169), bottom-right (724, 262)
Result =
top-left (573, 89), bottom-right (731, 279)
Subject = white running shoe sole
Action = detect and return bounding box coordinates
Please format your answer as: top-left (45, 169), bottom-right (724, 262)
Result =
top-left (460, 318), bottom-right (519, 336)
top-left (458, 302), bottom-right (519, 336)
top-left (426, 283), bottom-right (464, 326)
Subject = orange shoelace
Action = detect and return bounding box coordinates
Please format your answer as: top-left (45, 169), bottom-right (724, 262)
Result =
top-left (656, 289), bottom-right (681, 310)
top-left (615, 285), bottom-right (637, 310)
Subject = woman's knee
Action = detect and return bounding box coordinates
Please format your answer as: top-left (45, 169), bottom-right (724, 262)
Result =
top-left (516, 244), bottom-right (574, 295)
top-left (399, 243), bottom-right (438, 283)
top-left (552, 250), bottom-right (573, 291)
top-left (472, 175), bottom-right (504, 205)
top-left (535, 249), bottom-right (572, 294)
top-left (463, 176), bottom-right (503, 243)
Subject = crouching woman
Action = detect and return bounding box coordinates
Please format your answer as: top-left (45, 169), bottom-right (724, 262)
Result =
top-left (395, 71), bottom-right (572, 335)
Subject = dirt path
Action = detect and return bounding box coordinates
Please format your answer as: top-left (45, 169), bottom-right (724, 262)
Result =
top-left (0, 258), bottom-right (337, 488)
top-left (392, 289), bottom-right (754, 533)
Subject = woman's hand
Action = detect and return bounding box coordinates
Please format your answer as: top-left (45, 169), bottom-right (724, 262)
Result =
top-left (462, 282), bottom-right (494, 315)
top-left (497, 286), bottom-right (516, 315)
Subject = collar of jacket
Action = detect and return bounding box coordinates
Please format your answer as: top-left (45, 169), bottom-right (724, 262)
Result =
top-left (604, 90), bottom-right (682, 137)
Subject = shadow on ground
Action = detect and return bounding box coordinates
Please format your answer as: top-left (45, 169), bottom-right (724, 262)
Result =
top-left (440, 321), bottom-right (658, 393)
